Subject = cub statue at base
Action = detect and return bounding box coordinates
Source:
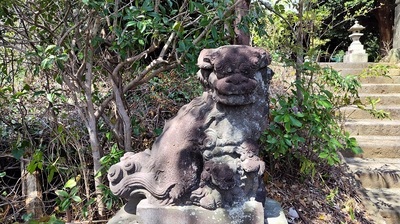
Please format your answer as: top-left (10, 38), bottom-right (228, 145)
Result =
top-left (108, 45), bottom-right (274, 211)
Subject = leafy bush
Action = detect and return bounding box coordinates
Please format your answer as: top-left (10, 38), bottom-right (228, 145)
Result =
top-left (261, 63), bottom-right (363, 177)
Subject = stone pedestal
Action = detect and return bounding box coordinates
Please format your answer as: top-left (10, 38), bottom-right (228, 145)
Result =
top-left (343, 51), bottom-right (368, 63)
top-left (137, 199), bottom-right (264, 224)
top-left (343, 35), bottom-right (368, 63)
top-left (108, 198), bottom-right (288, 224)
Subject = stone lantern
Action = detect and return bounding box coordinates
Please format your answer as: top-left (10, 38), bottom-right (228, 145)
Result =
top-left (343, 21), bottom-right (368, 63)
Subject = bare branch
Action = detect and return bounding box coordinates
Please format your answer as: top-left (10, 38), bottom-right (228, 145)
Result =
top-left (57, 16), bottom-right (88, 46)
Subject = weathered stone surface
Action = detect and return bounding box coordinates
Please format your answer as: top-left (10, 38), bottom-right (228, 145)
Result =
top-left (107, 45), bottom-right (281, 223)
top-left (107, 200), bottom-right (143, 224)
top-left (136, 199), bottom-right (264, 224)
top-left (108, 198), bottom-right (288, 224)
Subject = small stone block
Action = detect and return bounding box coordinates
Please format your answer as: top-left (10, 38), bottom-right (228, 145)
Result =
top-left (264, 198), bottom-right (288, 224)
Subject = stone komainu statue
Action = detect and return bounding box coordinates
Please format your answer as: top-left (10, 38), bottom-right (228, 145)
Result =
top-left (108, 45), bottom-right (274, 210)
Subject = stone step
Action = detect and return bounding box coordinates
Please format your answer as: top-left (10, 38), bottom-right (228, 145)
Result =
top-left (359, 84), bottom-right (400, 94)
top-left (344, 157), bottom-right (400, 189)
top-left (360, 75), bottom-right (400, 84)
top-left (342, 136), bottom-right (400, 158)
top-left (319, 62), bottom-right (371, 70)
top-left (359, 93), bottom-right (400, 106)
top-left (344, 119), bottom-right (400, 136)
top-left (332, 68), bottom-right (399, 76)
top-left (319, 62), bottom-right (400, 76)
top-left (362, 188), bottom-right (400, 224)
top-left (340, 105), bottom-right (400, 120)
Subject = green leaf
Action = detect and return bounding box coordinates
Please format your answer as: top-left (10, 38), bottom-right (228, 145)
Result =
top-left (126, 21), bottom-right (136, 27)
top-left (27, 161), bottom-right (37, 173)
top-left (139, 22), bottom-right (146, 33)
top-left (33, 90), bottom-right (46, 97)
top-left (64, 178), bottom-right (77, 189)
top-left (70, 186), bottom-right (79, 195)
top-left (351, 145), bottom-right (363, 154)
top-left (317, 99), bottom-right (332, 109)
top-left (71, 195), bottom-right (82, 203)
top-left (294, 112), bottom-right (305, 117)
top-left (41, 58), bottom-right (54, 69)
top-left (194, 2), bottom-right (206, 13)
top-left (266, 137), bottom-right (278, 144)
top-left (283, 114), bottom-right (290, 123)
top-left (11, 148), bottom-right (24, 160)
top-left (217, 8), bottom-right (224, 19)
top-left (55, 190), bottom-right (69, 198)
top-left (319, 151), bottom-right (329, 159)
top-left (60, 198), bottom-right (71, 211)
top-left (321, 89), bottom-right (333, 99)
top-left (172, 21), bottom-right (182, 32)
top-left (138, 39), bottom-right (145, 45)
top-left (303, 62), bottom-right (317, 71)
top-left (0, 172), bottom-right (5, 178)
top-left (47, 93), bottom-right (55, 103)
top-left (47, 164), bottom-right (57, 182)
top-left (23, 84), bottom-right (31, 91)
top-left (95, 170), bottom-right (102, 178)
top-left (330, 138), bottom-right (343, 148)
top-left (273, 115), bottom-right (283, 122)
top-left (284, 138), bottom-right (292, 146)
top-left (13, 91), bottom-right (27, 98)
top-left (154, 128), bottom-right (163, 136)
top-left (45, 45), bottom-right (57, 53)
top-left (55, 75), bottom-right (63, 84)
top-left (47, 214), bottom-right (65, 224)
top-left (211, 26), bottom-right (218, 39)
top-left (289, 115), bottom-right (302, 127)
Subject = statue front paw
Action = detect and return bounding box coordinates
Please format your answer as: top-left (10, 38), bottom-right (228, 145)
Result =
top-left (241, 158), bottom-right (265, 176)
top-left (190, 186), bottom-right (222, 210)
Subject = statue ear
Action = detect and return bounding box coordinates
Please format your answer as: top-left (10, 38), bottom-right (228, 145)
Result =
top-left (257, 50), bottom-right (272, 68)
top-left (197, 69), bottom-right (211, 89)
top-left (197, 49), bottom-right (218, 69)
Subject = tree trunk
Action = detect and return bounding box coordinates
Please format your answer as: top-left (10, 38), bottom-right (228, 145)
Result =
top-left (295, 0), bottom-right (305, 105)
top-left (85, 50), bottom-right (105, 217)
top-left (109, 74), bottom-right (132, 152)
top-left (374, 0), bottom-right (395, 55)
top-left (21, 159), bottom-right (44, 220)
top-left (234, 0), bottom-right (251, 45)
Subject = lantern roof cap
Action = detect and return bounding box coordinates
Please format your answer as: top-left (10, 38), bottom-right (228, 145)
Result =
top-left (348, 21), bottom-right (365, 32)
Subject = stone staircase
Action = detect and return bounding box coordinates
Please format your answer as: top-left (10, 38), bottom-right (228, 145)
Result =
top-left (320, 63), bottom-right (400, 224)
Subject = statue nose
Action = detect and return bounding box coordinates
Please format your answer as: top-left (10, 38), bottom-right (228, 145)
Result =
top-left (225, 73), bottom-right (248, 85)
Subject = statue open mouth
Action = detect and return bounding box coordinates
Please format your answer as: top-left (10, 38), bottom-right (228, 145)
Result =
top-left (212, 91), bottom-right (257, 105)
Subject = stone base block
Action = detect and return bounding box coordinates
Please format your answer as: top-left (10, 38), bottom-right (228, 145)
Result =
top-left (344, 53), bottom-right (368, 63)
top-left (137, 199), bottom-right (264, 224)
top-left (108, 198), bottom-right (288, 224)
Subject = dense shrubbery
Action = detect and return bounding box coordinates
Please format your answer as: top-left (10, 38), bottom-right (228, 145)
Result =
top-left (261, 63), bottom-right (363, 178)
